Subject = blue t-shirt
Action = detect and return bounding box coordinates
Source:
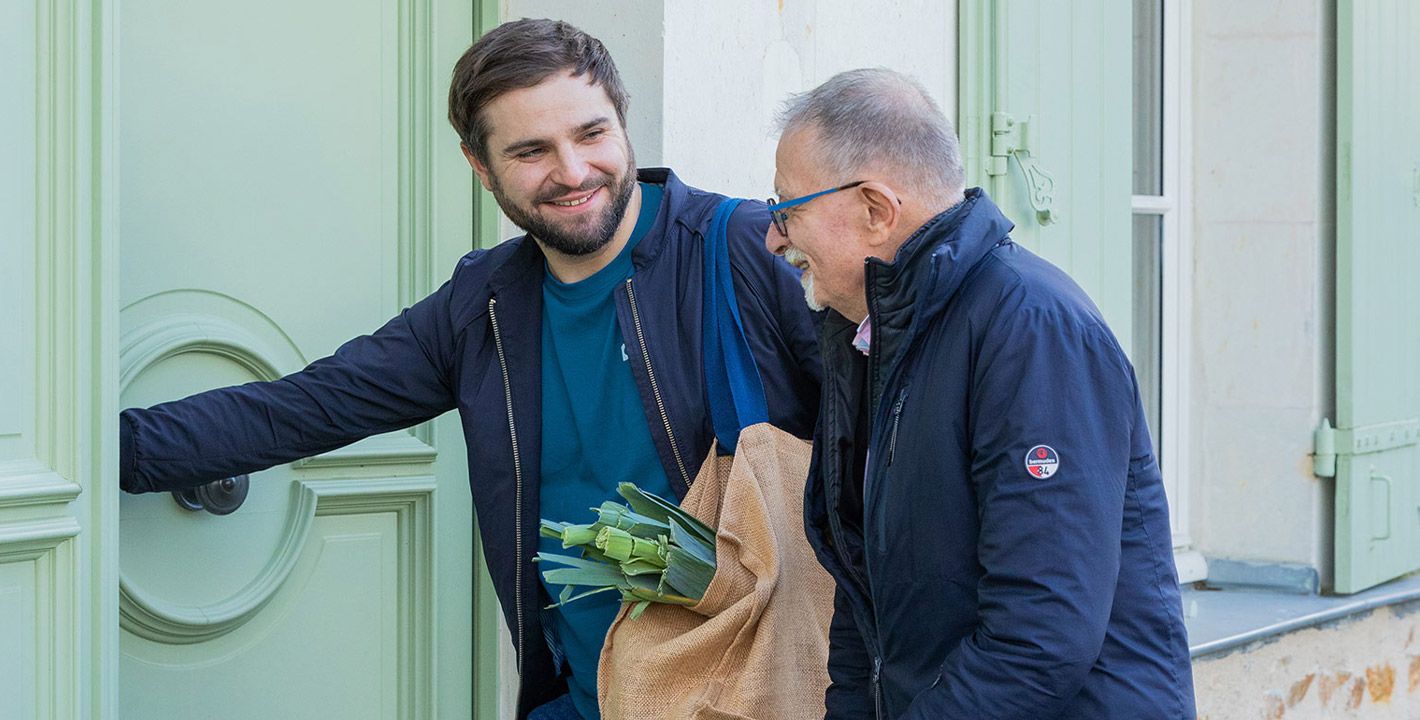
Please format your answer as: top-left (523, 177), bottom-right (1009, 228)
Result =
top-left (538, 182), bottom-right (671, 720)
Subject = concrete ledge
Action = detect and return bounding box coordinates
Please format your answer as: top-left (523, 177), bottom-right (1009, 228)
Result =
top-left (1185, 573), bottom-right (1420, 658)
top-left (1203, 557), bottom-right (1320, 595)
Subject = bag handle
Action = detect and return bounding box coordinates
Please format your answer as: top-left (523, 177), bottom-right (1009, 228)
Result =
top-left (702, 198), bottom-right (769, 454)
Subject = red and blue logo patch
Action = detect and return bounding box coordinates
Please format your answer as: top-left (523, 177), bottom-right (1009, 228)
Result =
top-left (1024, 445), bottom-right (1060, 479)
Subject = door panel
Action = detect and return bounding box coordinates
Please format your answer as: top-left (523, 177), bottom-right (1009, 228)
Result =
top-left (0, 563), bottom-right (37, 720)
top-left (1332, 0), bottom-right (1420, 593)
top-left (0, 0), bottom-right (35, 453)
top-left (117, 0), bottom-right (398, 348)
top-left (122, 512), bottom-right (403, 720)
top-left (116, 0), bottom-right (475, 716)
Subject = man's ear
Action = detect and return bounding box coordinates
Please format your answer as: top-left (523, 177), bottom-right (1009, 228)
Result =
top-left (858, 181), bottom-right (901, 248)
top-left (461, 143), bottom-right (494, 192)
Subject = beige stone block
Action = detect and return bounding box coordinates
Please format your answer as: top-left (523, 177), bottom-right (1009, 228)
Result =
top-left (1194, 0), bottom-right (1323, 40)
top-left (1193, 222), bottom-right (1319, 409)
top-left (1193, 31), bottom-right (1325, 224)
top-left (1193, 404), bottom-right (1322, 564)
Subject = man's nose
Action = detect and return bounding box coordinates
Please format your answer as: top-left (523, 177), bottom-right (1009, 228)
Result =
top-left (764, 224), bottom-right (788, 257)
top-left (550, 147), bottom-right (592, 189)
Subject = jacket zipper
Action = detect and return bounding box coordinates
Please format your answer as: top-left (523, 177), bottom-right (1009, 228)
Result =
top-left (625, 278), bottom-right (692, 488)
top-left (873, 656), bottom-right (884, 720)
top-left (487, 297), bottom-right (526, 698)
top-left (863, 272), bottom-right (890, 720)
top-left (887, 389), bottom-right (907, 466)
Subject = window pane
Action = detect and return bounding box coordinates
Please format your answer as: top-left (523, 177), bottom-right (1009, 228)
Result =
top-left (1132, 0), bottom-right (1163, 196)
top-left (1132, 213), bottom-right (1163, 455)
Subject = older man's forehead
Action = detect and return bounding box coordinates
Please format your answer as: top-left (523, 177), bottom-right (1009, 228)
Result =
top-left (774, 129), bottom-right (828, 199)
top-left (772, 174), bottom-right (792, 201)
top-left (770, 160), bottom-right (790, 199)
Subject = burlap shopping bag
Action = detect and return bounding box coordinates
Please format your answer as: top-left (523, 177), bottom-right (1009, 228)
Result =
top-left (597, 198), bottom-right (834, 719)
top-left (597, 425), bottom-right (833, 719)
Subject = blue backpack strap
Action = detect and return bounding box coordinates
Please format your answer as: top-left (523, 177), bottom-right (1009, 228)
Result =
top-left (702, 198), bottom-right (769, 454)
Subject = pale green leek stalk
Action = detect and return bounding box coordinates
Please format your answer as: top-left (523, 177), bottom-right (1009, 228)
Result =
top-left (536, 482), bottom-right (716, 619)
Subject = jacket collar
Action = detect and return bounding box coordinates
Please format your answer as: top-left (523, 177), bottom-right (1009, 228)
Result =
top-left (861, 187), bottom-right (1014, 336)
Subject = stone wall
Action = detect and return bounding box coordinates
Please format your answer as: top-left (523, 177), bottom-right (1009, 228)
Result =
top-left (1194, 601), bottom-right (1420, 719)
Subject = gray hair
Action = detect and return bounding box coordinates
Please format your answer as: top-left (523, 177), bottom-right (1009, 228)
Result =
top-left (776, 68), bottom-right (965, 199)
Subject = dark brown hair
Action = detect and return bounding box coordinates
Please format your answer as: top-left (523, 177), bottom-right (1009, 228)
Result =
top-left (447, 18), bottom-right (629, 164)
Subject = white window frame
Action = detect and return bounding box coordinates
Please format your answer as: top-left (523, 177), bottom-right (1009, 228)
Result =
top-left (1132, 0), bottom-right (1202, 583)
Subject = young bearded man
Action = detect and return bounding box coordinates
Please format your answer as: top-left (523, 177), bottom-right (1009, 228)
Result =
top-left (120, 19), bottom-right (821, 720)
top-left (764, 68), bottom-right (1195, 719)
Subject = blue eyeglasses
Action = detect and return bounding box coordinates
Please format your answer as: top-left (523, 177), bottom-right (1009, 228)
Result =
top-left (766, 181), bottom-right (866, 238)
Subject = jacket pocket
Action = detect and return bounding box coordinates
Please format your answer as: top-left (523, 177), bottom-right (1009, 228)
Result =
top-left (868, 385), bottom-right (911, 558)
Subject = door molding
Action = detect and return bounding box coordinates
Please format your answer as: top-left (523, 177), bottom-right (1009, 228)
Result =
top-left (119, 476), bottom-right (433, 653)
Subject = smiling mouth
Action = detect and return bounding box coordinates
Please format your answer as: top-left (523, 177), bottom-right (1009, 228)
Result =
top-left (544, 186), bottom-right (601, 209)
top-left (551, 195), bottom-right (592, 207)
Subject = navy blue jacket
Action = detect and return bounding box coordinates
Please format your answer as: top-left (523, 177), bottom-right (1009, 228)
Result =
top-left (807, 189), bottom-right (1194, 719)
top-left (120, 168), bottom-right (822, 718)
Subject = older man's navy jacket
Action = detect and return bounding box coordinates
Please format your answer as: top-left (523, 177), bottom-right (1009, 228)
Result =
top-left (808, 189), bottom-right (1195, 719)
top-left (119, 168), bottom-right (822, 719)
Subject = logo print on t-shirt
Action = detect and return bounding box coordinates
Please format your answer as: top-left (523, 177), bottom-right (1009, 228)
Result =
top-left (620, 343), bottom-right (629, 362)
top-left (1024, 445), bottom-right (1059, 479)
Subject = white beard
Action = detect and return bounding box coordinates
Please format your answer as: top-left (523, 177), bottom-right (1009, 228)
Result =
top-left (783, 248), bottom-right (825, 312)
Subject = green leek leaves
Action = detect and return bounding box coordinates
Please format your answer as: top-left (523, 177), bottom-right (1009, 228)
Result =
top-left (537, 482), bottom-right (716, 619)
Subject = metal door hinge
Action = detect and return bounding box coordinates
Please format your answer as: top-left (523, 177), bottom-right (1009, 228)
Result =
top-left (988, 112), bottom-right (1058, 225)
top-left (1313, 419), bottom-right (1336, 477)
top-left (1312, 417), bottom-right (1420, 477)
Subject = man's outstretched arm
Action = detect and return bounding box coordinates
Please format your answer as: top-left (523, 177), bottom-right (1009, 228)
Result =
top-left (121, 273), bottom-right (464, 493)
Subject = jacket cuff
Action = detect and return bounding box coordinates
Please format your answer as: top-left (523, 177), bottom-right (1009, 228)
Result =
top-left (118, 411), bottom-right (148, 493)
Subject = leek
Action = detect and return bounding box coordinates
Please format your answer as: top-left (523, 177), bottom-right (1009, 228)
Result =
top-left (536, 482), bottom-right (717, 617)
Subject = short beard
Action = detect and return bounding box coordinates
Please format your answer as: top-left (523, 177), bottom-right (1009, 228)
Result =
top-left (783, 248), bottom-right (825, 312)
top-left (490, 155), bottom-right (638, 257)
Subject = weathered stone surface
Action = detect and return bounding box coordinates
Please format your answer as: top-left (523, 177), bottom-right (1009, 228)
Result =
top-left (1194, 606), bottom-right (1420, 719)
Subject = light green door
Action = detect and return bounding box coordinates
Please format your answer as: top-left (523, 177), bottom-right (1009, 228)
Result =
top-left (1330, 0), bottom-right (1420, 594)
top-left (1, 2), bottom-right (115, 717)
top-left (958, 0), bottom-right (1133, 344)
top-left (115, 1), bottom-right (486, 717)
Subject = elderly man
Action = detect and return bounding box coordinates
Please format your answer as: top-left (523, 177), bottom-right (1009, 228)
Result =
top-left (765, 68), bottom-right (1195, 719)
